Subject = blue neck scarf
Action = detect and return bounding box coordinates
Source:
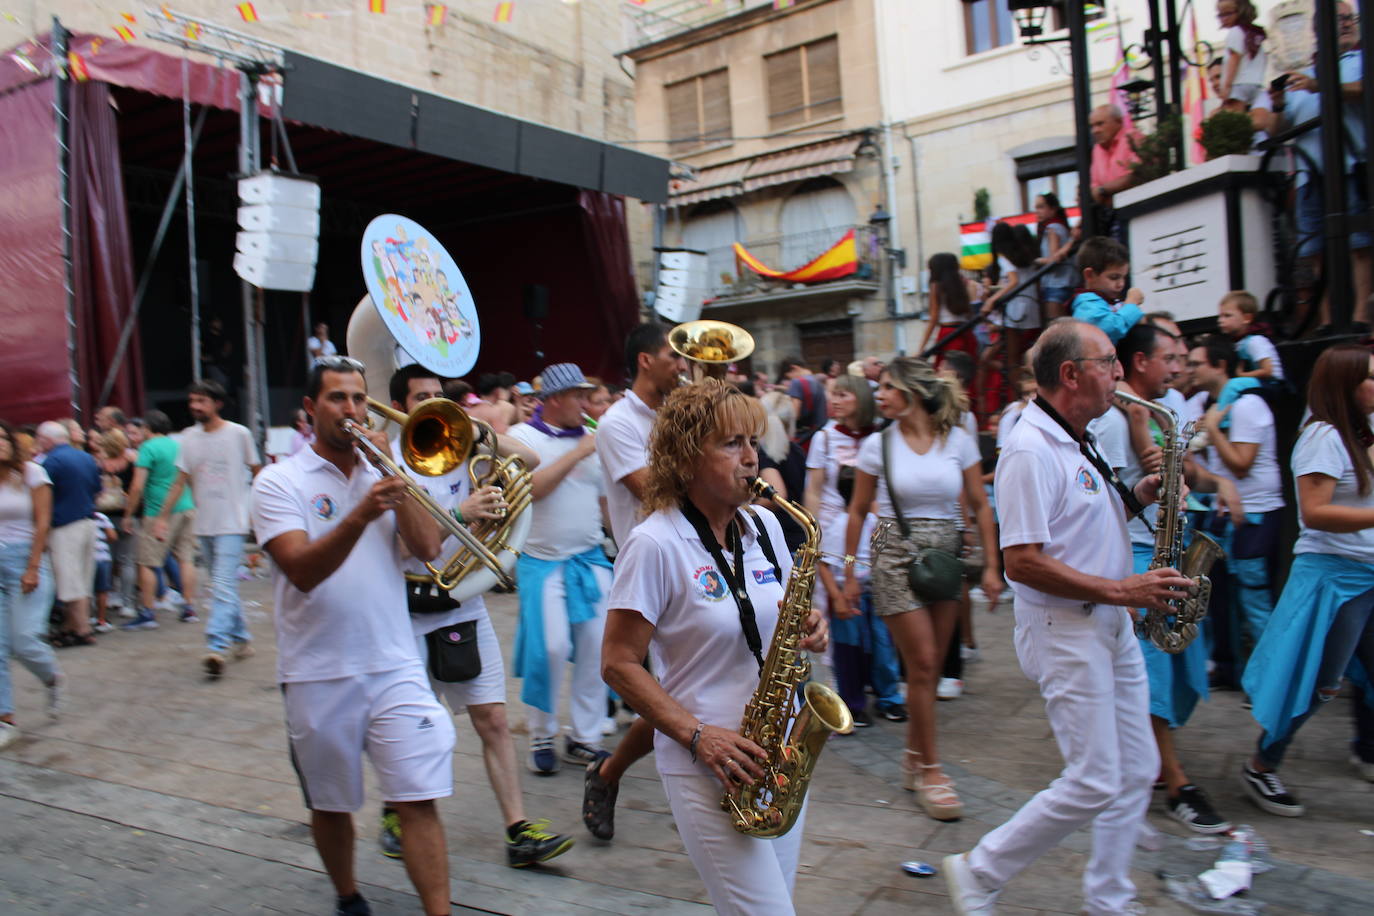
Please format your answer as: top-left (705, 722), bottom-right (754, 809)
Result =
top-left (528, 403), bottom-right (584, 438)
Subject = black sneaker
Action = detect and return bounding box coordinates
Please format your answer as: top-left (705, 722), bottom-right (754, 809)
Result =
top-left (378, 808), bottom-right (402, 859)
top-left (335, 892), bottom-right (372, 916)
top-left (582, 750), bottom-right (618, 840)
top-left (875, 703), bottom-right (908, 723)
top-left (850, 709), bottom-right (874, 729)
top-left (1166, 784), bottom-right (1231, 834)
top-left (1241, 763), bottom-right (1305, 817)
top-left (506, 819), bottom-right (573, 867)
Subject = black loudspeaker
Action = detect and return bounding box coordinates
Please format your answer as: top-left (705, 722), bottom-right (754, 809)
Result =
top-left (523, 284), bottom-right (550, 322)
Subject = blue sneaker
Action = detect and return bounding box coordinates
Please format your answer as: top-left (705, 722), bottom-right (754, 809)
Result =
top-left (528, 736), bottom-right (559, 775)
top-left (120, 609), bottom-right (159, 630)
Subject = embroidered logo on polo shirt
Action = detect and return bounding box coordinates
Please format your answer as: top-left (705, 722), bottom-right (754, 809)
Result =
top-left (1075, 466), bottom-right (1101, 495)
top-left (310, 493), bottom-right (337, 519)
top-left (418, 716), bottom-right (434, 730)
top-left (449, 482), bottom-right (463, 495)
top-left (693, 566), bottom-right (727, 601)
top-left (752, 568), bottom-right (778, 585)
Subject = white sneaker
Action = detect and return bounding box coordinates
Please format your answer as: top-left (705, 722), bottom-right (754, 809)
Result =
top-left (960, 645), bottom-right (981, 663)
top-left (1352, 754), bottom-right (1374, 783)
top-left (156, 589), bottom-right (184, 611)
top-left (117, 604), bottom-right (138, 620)
top-left (943, 852), bottom-right (999, 914)
top-left (46, 675), bottom-right (63, 720)
top-left (600, 717), bottom-right (617, 736)
top-left (937, 678), bottom-right (964, 700)
top-left (0, 721), bottom-right (19, 750)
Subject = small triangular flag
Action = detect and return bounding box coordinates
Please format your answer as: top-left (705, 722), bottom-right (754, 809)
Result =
top-left (369, 0), bottom-right (386, 13)
top-left (67, 51), bottom-right (90, 81)
top-left (493, 1), bottom-right (512, 22)
top-left (427, 3), bottom-right (446, 26)
top-left (113, 24), bottom-right (135, 40)
top-left (237, 2), bottom-right (259, 22)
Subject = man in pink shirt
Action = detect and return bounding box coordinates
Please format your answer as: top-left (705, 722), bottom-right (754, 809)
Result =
top-left (1089, 105), bottom-right (1142, 206)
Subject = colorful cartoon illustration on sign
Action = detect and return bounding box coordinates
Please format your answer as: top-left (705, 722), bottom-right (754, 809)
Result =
top-left (360, 214), bottom-right (481, 378)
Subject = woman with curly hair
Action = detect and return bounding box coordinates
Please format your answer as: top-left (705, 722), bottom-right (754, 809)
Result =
top-left (601, 379), bottom-right (828, 914)
top-left (842, 357), bottom-right (1001, 821)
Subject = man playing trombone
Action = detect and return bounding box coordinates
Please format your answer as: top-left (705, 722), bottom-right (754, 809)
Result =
top-left (251, 356), bottom-right (454, 916)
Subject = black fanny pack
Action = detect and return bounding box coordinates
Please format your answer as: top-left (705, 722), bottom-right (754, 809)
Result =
top-left (407, 580), bottom-right (461, 616)
top-left (425, 620), bottom-right (482, 683)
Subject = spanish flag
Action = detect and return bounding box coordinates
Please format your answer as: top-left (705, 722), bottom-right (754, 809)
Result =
top-left (67, 51), bottom-right (90, 82)
top-left (184, 21), bottom-right (202, 39)
top-left (734, 229), bottom-right (858, 283)
top-left (426, 3), bottom-right (446, 25)
top-left (493, 2), bottom-right (513, 22)
top-left (113, 24), bottom-right (135, 40)
top-left (237, 2), bottom-right (259, 22)
top-left (369, 0), bottom-right (385, 13)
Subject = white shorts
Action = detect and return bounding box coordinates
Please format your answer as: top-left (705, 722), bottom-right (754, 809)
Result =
top-left (987, 293), bottom-right (1041, 330)
top-left (49, 518), bottom-right (96, 602)
top-left (283, 665), bottom-right (456, 812)
top-left (416, 612), bottom-right (506, 714)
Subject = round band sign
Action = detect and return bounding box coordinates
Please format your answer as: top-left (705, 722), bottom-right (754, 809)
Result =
top-left (360, 214), bottom-right (480, 378)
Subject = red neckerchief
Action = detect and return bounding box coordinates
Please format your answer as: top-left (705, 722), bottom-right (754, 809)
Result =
top-left (834, 424), bottom-right (873, 441)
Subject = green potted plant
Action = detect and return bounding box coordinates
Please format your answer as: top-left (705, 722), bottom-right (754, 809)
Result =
top-left (1128, 114), bottom-right (1182, 185)
top-left (1200, 109), bottom-right (1256, 160)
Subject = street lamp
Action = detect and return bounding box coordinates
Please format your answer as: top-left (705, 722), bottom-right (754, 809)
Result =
top-left (1118, 78), bottom-right (1156, 122)
top-left (1008, 0), bottom-right (1057, 42)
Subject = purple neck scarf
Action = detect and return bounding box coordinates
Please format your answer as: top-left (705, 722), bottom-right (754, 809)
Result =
top-left (529, 403), bottom-right (585, 438)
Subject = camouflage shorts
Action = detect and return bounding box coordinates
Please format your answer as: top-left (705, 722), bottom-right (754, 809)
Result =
top-left (869, 517), bottom-right (961, 616)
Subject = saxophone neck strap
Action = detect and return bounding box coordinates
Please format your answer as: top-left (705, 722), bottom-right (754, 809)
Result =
top-left (743, 506), bottom-right (783, 584)
top-left (681, 500), bottom-right (765, 672)
top-left (1033, 396), bottom-right (1153, 529)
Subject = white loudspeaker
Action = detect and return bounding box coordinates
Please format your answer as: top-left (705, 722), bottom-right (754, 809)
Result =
top-left (233, 172), bottom-right (321, 292)
top-left (653, 248), bottom-right (709, 323)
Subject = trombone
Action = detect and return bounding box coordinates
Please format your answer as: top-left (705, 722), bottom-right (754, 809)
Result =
top-left (340, 397), bottom-right (524, 590)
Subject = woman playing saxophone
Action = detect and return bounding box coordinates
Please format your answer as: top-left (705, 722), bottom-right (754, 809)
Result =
top-left (601, 380), bottom-right (828, 916)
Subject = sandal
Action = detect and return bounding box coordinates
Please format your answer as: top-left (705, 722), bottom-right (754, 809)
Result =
top-left (917, 763), bottom-right (963, 821)
top-left (901, 749), bottom-right (922, 792)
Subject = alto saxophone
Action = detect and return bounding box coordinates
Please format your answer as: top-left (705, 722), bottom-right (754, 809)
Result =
top-left (1112, 391), bottom-right (1224, 653)
top-left (722, 479), bottom-right (854, 837)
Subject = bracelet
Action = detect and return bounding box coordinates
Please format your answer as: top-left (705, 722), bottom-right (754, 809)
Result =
top-left (451, 507), bottom-right (465, 525)
top-left (688, 722), bottom-right (705, 763)
top-left (843, 554), bottom-right (856, 569)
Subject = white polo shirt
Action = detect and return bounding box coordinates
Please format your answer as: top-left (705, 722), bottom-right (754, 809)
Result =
top-left (597, 389), bottom-right (657, 546)
top-left (389, 438), bottom-right (488, 637)
top-left (251, 447), bottom-right (420, 683)
top-left (608, 507), bottom-right (791, 777)
top-left (995, 402), bottom-right (1132, 607)
top-left (1293, 421), bottom-right (1374, 564)
top-left (508, 423), bottom-right (605, 561)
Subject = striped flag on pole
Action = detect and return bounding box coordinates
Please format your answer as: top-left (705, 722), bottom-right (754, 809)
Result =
top-left (113, 24), bottom-right (135, 40)
top-left (493, 1), bottom-right (512, 22)
top-left (369, 0), bottom-right (386, 13)
top-left (237, 3), bottom-right (259, 22)
top-left (427, 3), bottom-right (446, 25)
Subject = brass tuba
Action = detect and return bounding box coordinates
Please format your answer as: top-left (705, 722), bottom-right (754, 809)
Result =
top-left (669, 319), bottom-right (754, 382)
top-left (345, 296), bottom-right (532, 600)
top-left (722, 479), bottom-right (854, 837)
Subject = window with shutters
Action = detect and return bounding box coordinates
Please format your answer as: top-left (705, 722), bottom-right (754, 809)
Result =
top-left (765, 36), bottom-right (842, 132)
top-left (665, 69), bottom-right (732, 155)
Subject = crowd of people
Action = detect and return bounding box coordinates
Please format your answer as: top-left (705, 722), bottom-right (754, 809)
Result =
top-left (3, 279), bottom-right (1374, 915)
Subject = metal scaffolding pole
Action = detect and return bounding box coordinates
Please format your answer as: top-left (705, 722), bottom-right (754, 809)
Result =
top-left (52, 19), bottom-right (81, 422)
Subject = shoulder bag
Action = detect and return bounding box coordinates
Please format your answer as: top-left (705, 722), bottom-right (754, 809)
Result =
top-left (881, 427), bottom-right (965, 604)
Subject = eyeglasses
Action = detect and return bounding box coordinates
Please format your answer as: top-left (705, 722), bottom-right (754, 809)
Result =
top-left (316, 355), bottom-right (366, 372)
top-left (1339, 13), bottom-right (1359, 24)
top-left (1073, 354), bottom-right (1119, 369)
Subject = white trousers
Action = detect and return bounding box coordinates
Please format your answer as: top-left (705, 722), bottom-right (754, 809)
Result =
top-left (968, 600), bottom-right (1158, 915)
top-left (524, 562), bottom-right (610, 746)
top-left (661, 771), bottom-right (805, 916)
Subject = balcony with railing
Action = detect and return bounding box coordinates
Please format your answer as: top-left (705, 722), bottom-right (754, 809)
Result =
top-left (692, 223), bottom-right (883, 310)
top-left (625, 0), bottom-right (774, 49)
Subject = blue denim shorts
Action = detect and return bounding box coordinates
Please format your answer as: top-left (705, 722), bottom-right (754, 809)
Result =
top-left (93, 559), bottom-right (112, 593)
top-left (1297, 178), bottom-right (1372, 257)
top-left (1041, 285), bottom-right (1074, 304)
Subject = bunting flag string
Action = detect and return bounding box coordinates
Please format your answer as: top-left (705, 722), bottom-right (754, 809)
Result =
top-left (113, 24), bottom-right (136, 40)
top-left (427, 3), bottom-right (447, 25)
top-left (237, 2), bottom-right (259, 22)
top-left (369, 0), bottom-right (385, 12)
top-left (493, 1), bottom-right (513, 21)
top-left (67, 50), bottom-right (90, 81)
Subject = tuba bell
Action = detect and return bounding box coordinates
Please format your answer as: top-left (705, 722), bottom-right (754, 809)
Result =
top-left (345, 295), bottom-right (532, 601)
top-left (669, 319), bottom-right (755, 382)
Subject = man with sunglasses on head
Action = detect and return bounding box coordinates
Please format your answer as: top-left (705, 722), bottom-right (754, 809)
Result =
top-left (251, 355), bottom-right (452, 916)
top-left (945, 319), bottom-right (1192, 916)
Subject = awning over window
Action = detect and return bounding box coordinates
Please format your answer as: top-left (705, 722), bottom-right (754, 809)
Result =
top-left (668, 135), bottom-right (863, 208)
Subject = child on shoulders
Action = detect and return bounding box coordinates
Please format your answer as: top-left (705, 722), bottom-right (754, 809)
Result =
top-left (1070, 236), bottom-right (1145, 344)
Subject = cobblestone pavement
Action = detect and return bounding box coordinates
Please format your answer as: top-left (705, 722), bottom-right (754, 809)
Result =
top-left (1, 569), bottom-right (1371, 914)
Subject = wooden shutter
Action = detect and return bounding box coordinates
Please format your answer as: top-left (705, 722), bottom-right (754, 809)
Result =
top-left (805, 37), bottom-right (842, 121)
top-left (767, 47), bottom-right (805, 130)
top-left (666, 78), bottom-right (702, 154)
top-left (700, 69), bottom-right (732, 144)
